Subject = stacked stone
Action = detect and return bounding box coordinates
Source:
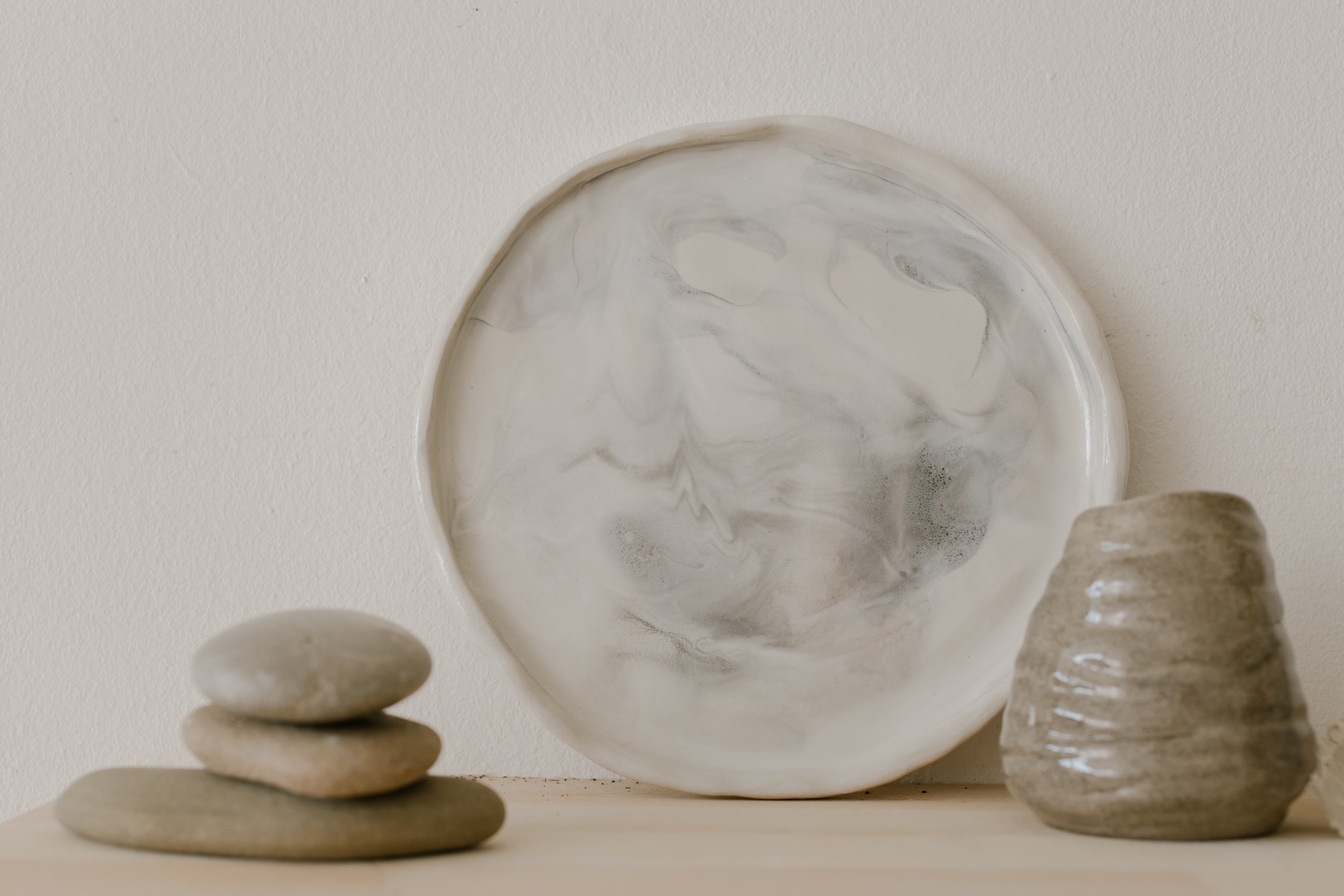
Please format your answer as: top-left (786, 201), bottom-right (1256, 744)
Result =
top-left (185, 609), bottom-right (442, 799)
top-left (56, 609), bottom-right (504, 860)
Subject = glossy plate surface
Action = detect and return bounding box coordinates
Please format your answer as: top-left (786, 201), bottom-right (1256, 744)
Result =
top-left (417, 117), bottom-right (1126, 797)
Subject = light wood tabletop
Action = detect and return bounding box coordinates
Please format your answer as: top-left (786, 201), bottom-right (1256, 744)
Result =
top-left (3, 776), bottom-right (1341, 895)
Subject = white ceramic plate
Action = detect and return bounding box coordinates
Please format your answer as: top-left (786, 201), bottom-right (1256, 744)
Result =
top-left (417, 117), bottom-right (1126, 797)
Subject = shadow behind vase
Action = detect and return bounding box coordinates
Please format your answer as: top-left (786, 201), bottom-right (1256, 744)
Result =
top-left (1001, 491), bottom-right (1314, 840)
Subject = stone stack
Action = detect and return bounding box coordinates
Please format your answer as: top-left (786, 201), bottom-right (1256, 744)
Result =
top-left (185, 609), bottom-right (441, 799)
top-left (56, 609), bottom-right (505, 860)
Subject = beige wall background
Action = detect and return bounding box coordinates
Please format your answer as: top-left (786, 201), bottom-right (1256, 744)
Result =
top-left (3, 0), bottom-right (1342, 820)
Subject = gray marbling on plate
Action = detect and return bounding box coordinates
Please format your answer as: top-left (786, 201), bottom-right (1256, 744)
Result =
top-left (1001, 491), bottom-right (1314, 839)
top-left (417, 117), bottom-right (1127, 797)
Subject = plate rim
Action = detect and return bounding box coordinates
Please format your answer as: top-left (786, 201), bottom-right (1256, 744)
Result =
top-left (414, 115), bottom-right (1129, 796)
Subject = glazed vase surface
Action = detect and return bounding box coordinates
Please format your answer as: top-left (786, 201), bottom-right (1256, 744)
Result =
top-left (1001, 491), bottom-right (1314, 840)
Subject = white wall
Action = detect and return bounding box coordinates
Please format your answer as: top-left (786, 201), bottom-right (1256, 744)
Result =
top-left (3, 1), bottom-right (1342, 820)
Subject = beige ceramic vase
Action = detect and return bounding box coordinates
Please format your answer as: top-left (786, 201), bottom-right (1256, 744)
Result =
top-left (1001, 491), bottom-right (1314, 839)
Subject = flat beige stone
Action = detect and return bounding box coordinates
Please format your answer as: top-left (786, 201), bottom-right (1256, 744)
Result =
top-left (191, 609), bottom-right (432, 723)
top-left (182, 705), bottom-right (441, 798)
top-left (55, 769), bottom-right (504, 860)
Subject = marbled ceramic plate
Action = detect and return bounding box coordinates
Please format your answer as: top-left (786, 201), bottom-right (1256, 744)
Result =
top-left (417, 117), bottom-right (1126, 797)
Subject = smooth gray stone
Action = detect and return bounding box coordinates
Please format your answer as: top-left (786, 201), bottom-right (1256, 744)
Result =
top-left (1001, 491), bottom-right (1315, 840)
top-left (56, 768), bottom-right (505, 860)
top-left (192, 609), bottom-right (432, 723)
top-left (182, 705), bottom-right (442, 798)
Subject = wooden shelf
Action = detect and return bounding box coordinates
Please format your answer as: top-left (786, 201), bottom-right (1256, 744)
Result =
top-left (3, 777), bottom-right (1341, 894)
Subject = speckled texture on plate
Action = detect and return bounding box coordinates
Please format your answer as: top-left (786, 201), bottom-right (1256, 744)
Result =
top-left (1002, 491), bottom-right (1315, 839)
top-left (417, 117), bottom-right (1127, 797)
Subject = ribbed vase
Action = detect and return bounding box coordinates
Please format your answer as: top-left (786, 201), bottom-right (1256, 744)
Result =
top-left (1001, 491), bottom-right (1314, 839)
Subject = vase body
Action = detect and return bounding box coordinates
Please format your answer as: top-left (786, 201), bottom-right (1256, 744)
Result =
top-left (1001, 491), bottom-right (1314, 839)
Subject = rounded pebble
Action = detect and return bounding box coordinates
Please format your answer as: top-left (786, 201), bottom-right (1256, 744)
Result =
top-left (191, 609), bottom-right (432, 723)
top-left (182, 704), bottom-right (442, 799)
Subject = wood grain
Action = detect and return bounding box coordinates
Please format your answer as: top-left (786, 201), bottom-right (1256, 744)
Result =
top-left (2, 778), bottom-right (1339, 895)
